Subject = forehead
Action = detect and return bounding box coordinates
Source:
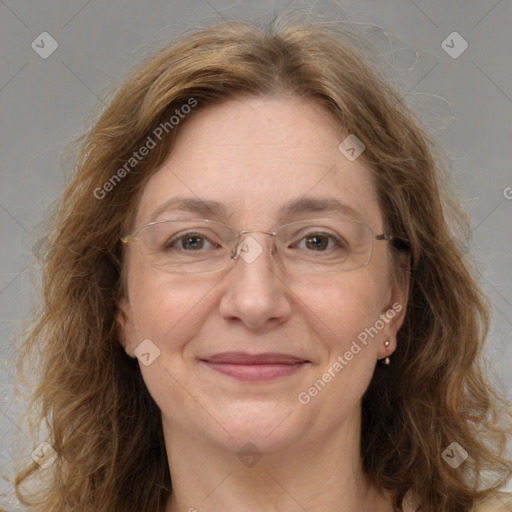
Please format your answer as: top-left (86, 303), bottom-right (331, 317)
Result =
top-left (135, 96), bottom-right (382, 229)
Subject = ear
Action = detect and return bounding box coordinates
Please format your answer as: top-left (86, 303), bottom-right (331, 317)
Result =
top-left (377, 256), bottom-right (410, 359)
top-left (116, 296), bottom-right (136, 358)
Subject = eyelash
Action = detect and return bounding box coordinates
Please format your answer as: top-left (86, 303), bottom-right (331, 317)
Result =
top-left (292, 231), bottom-right (347, 251)
top-left (164, 230), bottom-right (347, 252)
top-left (164, 231), bottom-right (220, 250)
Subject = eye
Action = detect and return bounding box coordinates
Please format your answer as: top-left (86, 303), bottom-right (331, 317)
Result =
top-left (304, 234), bottom-right (329, 251)
top-left (293, 231), bottom-right (347, 252)
top-left (165, 231), bottom-right (221, 251)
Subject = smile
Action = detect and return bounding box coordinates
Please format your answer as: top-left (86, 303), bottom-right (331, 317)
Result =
top-left (200, 352), bottom-right (310, 382)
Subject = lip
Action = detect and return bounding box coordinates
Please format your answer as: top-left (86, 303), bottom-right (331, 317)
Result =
top-left (200, 352), bottom-right (310, 382)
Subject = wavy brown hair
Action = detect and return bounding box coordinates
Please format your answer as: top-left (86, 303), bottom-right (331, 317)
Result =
top-left (14, 14), bottom-right (511, 512)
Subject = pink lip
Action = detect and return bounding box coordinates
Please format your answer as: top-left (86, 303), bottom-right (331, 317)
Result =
top-left (201, 352), bottom-right (310, 382)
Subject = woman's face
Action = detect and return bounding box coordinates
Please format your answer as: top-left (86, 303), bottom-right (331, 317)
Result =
top-left (118, 96), bottom-right (406, 454)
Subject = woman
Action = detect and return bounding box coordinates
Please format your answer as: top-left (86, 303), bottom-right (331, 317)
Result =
top-left (14, 16), bottom-right (511, 512)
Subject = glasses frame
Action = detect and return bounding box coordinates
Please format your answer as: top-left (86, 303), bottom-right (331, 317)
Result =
top-left (120, 217), bottom-right (395, 275)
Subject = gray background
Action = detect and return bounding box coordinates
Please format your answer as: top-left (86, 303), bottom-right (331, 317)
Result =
top-left (1, 0), bottom-right (511, 509)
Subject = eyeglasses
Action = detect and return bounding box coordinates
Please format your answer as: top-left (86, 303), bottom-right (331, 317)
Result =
top-left (120, 217), bottom-right (394, 275)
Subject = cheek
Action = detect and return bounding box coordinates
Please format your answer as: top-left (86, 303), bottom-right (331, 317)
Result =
top-left (125, 270), bottom-right (217, 420)
top-left (298, 273), bottom-right (384, 413)
top-left (301, 269), bottom-right (385, 348)
top-left (125, 261), bottom-right (214, 353)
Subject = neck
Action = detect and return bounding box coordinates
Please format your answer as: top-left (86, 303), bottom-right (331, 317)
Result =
top-left (163, 409), bottom-right (393, 512)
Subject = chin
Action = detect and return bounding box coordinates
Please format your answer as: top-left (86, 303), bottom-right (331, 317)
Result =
top-left (207, 399), bottom-right (307, 454)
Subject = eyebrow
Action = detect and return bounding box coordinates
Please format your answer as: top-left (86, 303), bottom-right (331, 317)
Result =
top-left (149, 197), bottom-right (230, 222)
top-left (149, 196), bottom-right (365, 224)
top-left (278, 197), bottom-right (365, 223)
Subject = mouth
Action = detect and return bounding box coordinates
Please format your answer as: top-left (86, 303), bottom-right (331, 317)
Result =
top-left (200, 352), bottom-right (311, 382)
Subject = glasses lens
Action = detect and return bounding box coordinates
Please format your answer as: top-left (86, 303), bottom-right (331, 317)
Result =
top-left (276, 218), bottom-right (374, 274)
top-left (138, 219), bottom-right (236, 274)
top-left (135, 217), bottom-right (375, 275)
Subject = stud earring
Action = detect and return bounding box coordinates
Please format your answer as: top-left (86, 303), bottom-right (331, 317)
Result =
top-left (381, 339), bottom-right (391, 365)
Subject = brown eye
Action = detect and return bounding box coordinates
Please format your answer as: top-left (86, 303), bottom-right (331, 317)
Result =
top-left (164, 231), bottom-right (220, 251)
top-left (293, 230), bottom-right (346, 252)
top-left (304, 235), bottom-right (330, 251)
top-left (180, 235), bottom-right (205, 250)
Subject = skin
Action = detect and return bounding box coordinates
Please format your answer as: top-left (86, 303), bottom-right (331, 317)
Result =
top-left (117, 96), bottom-right (408, 512)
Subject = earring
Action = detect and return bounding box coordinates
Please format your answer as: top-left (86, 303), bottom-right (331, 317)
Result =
top-left (381, 339), bottom-right (391, 365)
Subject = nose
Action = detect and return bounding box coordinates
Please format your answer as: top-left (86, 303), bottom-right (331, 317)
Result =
top-left (219, 233), bottom-right (292, 330)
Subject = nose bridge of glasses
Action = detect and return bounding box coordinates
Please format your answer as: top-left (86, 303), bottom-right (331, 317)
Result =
top-left (238, 228), bottom-right (277, 239)
top-left (231, 229), bottom-right (277, 262)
